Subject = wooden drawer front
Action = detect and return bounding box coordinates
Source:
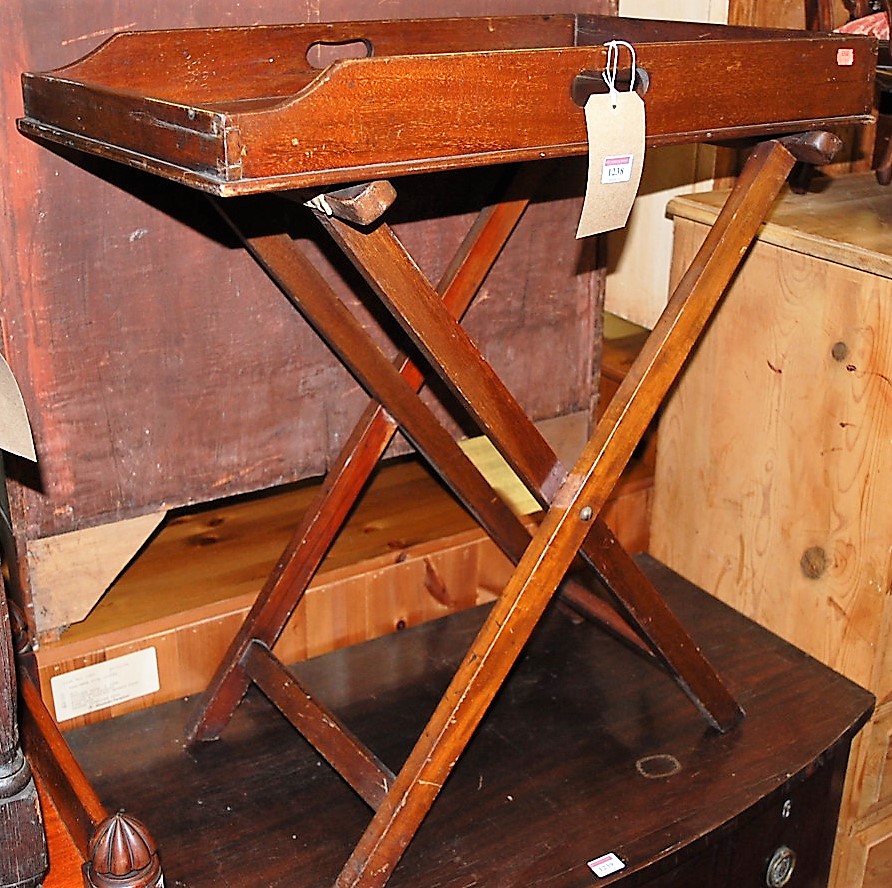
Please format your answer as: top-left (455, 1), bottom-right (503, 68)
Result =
top-left (633, 847), bottom-right (719, 886)
top-left (721, 750), bottom-right (845, 887)
top-left (861, 826), bottom-right (892, 888)
top-left (855, 707), bottom-right (892, 819)
top-left (630, 747), bottom-right (848, 887)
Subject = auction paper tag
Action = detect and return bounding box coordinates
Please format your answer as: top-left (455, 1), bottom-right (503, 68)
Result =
top-left (576, 89), bottom-right (645, 238)
top-left (587, 852), bottom-right (626, 878)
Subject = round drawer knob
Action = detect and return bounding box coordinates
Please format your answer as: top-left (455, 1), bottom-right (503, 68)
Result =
top-left (765, 845), bottom-right (797, 887)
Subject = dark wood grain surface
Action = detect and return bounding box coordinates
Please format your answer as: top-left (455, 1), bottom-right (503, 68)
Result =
top-left (61, 556), bottom-right (873, 887)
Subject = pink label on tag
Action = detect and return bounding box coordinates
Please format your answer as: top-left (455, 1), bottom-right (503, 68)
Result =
top-left (837, 48), bottom-right (855, 66)
top-left (601, 154), bottom-right (633, 184)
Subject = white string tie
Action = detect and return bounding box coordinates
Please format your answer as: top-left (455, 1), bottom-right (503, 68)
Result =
top-left (602, 39), bottom-right (637, 108)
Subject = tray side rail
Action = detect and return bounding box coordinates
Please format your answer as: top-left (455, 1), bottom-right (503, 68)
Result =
top-left (19, 26), bottom-right (876, 194)
top-left (26, 15), bottom-right (580, 103)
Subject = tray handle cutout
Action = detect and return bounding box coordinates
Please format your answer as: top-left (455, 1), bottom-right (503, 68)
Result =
top-left (307, 38), bottom-right (373, 69)
top-left (571, 67), bottom-right (650, 106)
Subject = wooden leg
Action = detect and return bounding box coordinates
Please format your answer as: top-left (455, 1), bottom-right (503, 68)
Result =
top-left (187, 166), bottom-right (543, 744)
top-left (316, 192), bottom-right (744, 731)
top-left (219, 219), bottom-right (537, 558)
top-left (190, 176), bottom-right (649, 778)
top-left (215, 197), bottom-right (663, 655)
top-left (333, 137), bottom-right (800, 888)
top-left (244, 640), bottom-right (395, 809)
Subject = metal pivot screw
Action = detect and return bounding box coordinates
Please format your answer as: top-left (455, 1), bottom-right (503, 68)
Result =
top-left (765, 846), bottom-right (797, 888)
top-left (580, 506), bottom-right (593, 521)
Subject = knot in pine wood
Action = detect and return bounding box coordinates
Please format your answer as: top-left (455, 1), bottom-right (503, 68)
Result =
top-left (800, 546), bottom-right (828, 580)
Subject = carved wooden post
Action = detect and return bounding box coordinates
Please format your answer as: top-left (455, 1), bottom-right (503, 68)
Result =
top-left (83, 813), bottom-right (163, 888)
top-left (0, 356), bottom-right (49, 887)
top-left (0, 587), bottom-right (48, 888)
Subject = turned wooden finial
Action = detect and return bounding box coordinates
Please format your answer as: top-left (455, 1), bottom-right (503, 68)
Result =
top-left (83, 813), bottom-right (163, 888)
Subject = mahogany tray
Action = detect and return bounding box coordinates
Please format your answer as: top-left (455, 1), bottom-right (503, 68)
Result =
top-left (18, 14), bottom-right (877, 194)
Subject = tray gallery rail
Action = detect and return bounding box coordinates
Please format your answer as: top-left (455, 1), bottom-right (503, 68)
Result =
top-left (19, 14), bottom-right (876, 193)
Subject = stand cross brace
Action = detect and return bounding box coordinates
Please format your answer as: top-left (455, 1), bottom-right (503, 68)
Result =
top-left (335, 135), bottom-right (803, 888)
top-left (188, 134), bottom-right (830, 888)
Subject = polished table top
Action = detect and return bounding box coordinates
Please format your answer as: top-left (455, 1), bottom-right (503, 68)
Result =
top-left (61, 556), bottom-right (873, 887)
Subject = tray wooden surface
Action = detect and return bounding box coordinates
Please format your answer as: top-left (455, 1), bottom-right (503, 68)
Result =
top-left (18, 14), bottom-right (877, 194)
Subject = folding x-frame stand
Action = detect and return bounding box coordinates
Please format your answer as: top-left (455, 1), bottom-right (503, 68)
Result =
top-left (186, 131), bottom-right (839, 888)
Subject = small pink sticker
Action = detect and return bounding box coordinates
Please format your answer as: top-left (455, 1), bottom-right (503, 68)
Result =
top-left (837, 48), bottom-right (855, 66)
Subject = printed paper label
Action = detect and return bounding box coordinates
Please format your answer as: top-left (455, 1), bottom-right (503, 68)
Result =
top-left (588, 852), bottom-right (626, 878)
top-left (51, 647), bottom-right (160, 722)
top-left (601, 154), bottom-right (634, 184)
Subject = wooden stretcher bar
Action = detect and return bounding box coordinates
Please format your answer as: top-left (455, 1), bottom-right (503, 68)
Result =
top-left (18, 15), bottom-right (875, 193)
top-left (16, 14), bottom-right (877, 888)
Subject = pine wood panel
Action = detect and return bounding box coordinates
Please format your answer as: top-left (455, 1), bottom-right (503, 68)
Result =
top-left (837, 814), bottom-right (892, 888)
top-left (651, 174), bottom-right (892, 888)
top-left (854, 704), bottom-right (892, 818)
top-left (653, 189), bottom-right (892, 691)
top-left (35, 460), bottom-right (504, 729)
top-left (728, 0), bottom-right (810, 27)
top-left (863, 832), bottom-right (892, 888)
